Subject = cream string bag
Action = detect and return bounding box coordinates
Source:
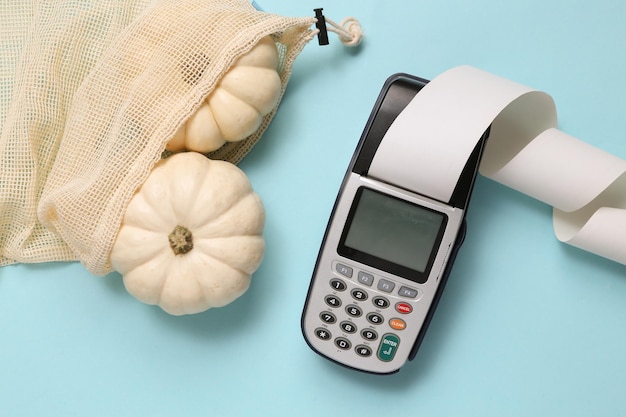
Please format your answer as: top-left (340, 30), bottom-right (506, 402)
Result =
top-left (0, 0), bottom-right (362, 275)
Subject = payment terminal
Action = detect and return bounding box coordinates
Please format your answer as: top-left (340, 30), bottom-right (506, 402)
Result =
top-left (301, 73), bottom-right (489, 374)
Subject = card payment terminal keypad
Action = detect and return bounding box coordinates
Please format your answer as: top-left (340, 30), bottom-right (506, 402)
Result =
top-left (313, 261), bottom-right (421, 363)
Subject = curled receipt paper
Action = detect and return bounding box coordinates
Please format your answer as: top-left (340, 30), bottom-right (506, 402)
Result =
top-left (369, 65), bottom-right (626, 265)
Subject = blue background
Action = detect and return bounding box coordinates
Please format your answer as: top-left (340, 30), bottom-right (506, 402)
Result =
top-left (2, 1), bottom-right (626, 415)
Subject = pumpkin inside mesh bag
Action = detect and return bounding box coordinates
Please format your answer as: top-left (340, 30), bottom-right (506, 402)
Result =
top-left (0, 0), bottom-right (318, 274)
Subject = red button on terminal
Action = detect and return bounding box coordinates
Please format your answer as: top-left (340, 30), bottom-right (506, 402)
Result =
top-left (395, 302), bottom-right (412, 314)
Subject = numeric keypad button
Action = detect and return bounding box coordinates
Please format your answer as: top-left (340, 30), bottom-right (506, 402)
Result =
top-left (367, 312), bottom-right (384, 325)
top-left (345, 305), bottom-right (363, 318)
top-left (324, 295), bottom-right (342, 308)
top-left (372, 296), bottom-right (390, 309)
top-left (335, 337), bottom-right (351, 350)
top-left (330, 278), bottom-right (347, 291)
top-left (315, 328), bottom-right (332, 340)
top-left (351, 288), bottom-right (368, 301)
top-left (361, 329), bottom-right (378, 341)
top-left (340, 321), bottom-right (357, 334)
top-left (355, 345), bottom-right (372, 357)
top-left (320, 311), bottom-right (336, 324)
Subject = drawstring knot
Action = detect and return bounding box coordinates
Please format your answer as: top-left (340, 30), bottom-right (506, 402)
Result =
top-left (326, 16), bottom-right (363, 47)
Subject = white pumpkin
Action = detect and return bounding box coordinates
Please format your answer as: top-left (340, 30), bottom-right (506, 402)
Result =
top-left (166, 36), bottom-right (282, 153)
top-left (110, 152), bottom-right (265, 315)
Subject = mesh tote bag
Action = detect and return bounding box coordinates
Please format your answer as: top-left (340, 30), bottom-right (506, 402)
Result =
top-left (1, 0), bottom-right (362, 275)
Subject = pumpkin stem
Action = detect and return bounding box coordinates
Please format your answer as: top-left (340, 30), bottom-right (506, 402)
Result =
top-left (168, 225), bottom-right (193, 255)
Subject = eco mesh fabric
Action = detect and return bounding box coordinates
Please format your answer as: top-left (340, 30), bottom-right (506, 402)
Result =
top-left (0, 0), bottom-right (316, 274)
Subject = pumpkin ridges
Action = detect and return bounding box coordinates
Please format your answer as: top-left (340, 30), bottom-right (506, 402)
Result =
top-left (166, 153), bottom-right (216, 225)
top-left (208, 87), bottom-right (262, 141)
top-left (121, 192), bottom-right (174, 233)
top-left (136, 159), bottom-right (179, 228)
top-left (110, 225), bottom-right (167, 272)
top-left (121, 250), bottom-right (173, 306)
top-left (193, 252), bottom-right (250, 309)
top-left (194, 235), bottom-right (264, 274)
top-left (158, 255), bottom-right (210, 315)
top-left (184, 159), bottom-right (254, 229)
top-left (184, 103), bottom-right (224, 153)
top-left (218, 66), bottom-right (281, 114)
top-left (193, 192), bottom-right (264, 238)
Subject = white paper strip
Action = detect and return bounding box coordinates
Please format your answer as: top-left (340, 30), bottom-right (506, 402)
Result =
top-left (369, 65), bottom-right (626, 265)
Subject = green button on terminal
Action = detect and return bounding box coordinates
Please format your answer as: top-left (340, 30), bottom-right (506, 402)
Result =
top-left (377, 334), bottom-right (400, 362)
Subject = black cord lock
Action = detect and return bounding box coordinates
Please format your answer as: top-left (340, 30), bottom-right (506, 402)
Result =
top-left (314, 8), bottom-right (329, 46)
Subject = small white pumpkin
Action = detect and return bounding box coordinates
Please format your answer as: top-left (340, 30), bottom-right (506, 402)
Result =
top-left (110, 152), bottom-right (265, 315)
top-left (166, 36), bottom-right (282, 153)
